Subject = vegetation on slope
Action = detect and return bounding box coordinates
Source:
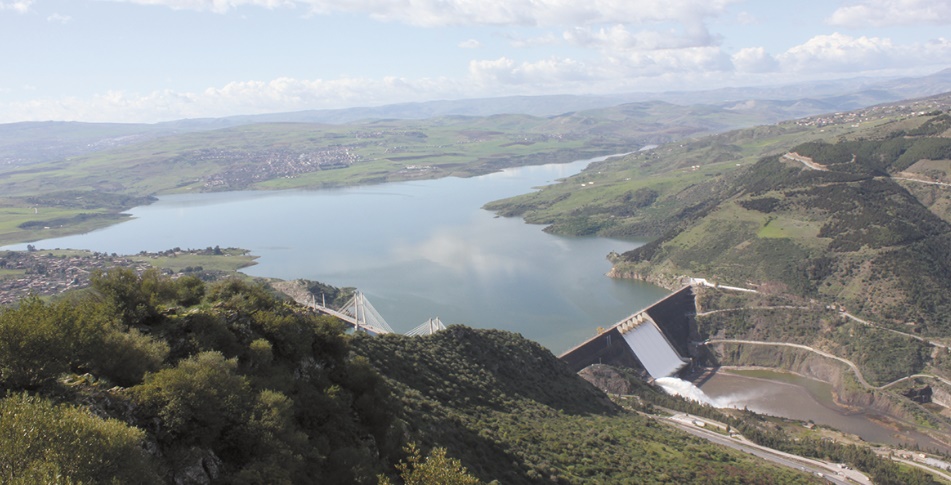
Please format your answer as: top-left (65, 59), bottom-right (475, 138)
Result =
top-left (354, 327), bottom-right (816, 484)
top-left (0, 101), bottom-right (782, 246)
top-left (1, 269), bottom-right (821, 484)
top-left (0, 269), bottom-right (396, 483)
top-left (489, 96), bottom-right (951, 334)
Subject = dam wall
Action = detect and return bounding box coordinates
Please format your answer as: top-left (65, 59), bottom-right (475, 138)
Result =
top-left (559, 327), bottom-right (650, 378)
top-left (643, 286), bottom-right (695, 357)
top-left (559, 286), bottom-right (695, 377)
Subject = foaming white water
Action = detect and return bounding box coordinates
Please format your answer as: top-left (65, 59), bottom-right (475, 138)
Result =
top-left (656, 377), bottom-right (724, 407)
top-left (656, 377), bottom-right (763, 409)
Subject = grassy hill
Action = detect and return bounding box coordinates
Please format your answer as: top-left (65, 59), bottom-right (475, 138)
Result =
top-left (487, 95), bottom-right (951, 332)
top-left (484, 94), bottom-right (951, 406)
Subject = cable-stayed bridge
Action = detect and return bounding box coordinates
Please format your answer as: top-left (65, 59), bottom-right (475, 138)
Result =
top-left (303, 291), bottom-right (445, 336)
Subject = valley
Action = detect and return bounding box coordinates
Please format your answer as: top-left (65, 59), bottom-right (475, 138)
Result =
top-left (4, 79), bottom-right (951, 483)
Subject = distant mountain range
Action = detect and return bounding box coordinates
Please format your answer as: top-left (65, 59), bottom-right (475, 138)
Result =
top-left (196, 68), bottom-right (951, 125)
top-left (3, 68), bottom-right (951, 167)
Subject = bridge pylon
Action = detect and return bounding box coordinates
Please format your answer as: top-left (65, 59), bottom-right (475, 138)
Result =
top-left (339, 291), bottom-right (395, 334)
top-left (406, 317), bottom-right (447, 336)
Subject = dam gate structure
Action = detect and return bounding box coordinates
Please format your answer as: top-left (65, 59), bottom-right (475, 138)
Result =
top-left (559, 286), bottom-right (697, 379)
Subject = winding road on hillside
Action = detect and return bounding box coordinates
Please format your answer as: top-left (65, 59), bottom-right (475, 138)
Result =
top-left (838, 310), bottom-right (949, 349)
top-left (782, 152), bottom-right (828, 171)
top-left (704, 339), bottom-right (875, 389)
top-left (704, 338), bottom-right (951, 391)
top-left (694, 306), bottom-right (810, 317)
top-left (892, 176), bottom-right (951, 188)
top-left (782, 151), bottom-right (951, 189)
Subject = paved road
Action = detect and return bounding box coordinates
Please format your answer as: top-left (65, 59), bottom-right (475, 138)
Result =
top-left (783, 152), bottom-right (829, 171)
top-left (892, 176), bottom-right (951, 188)
top-left (664, 414), bottom-right (864, 484)
top-left (704, 339), bottom-right (874, 388)
top-left (839, 310), bottom-right (948, 349)
top-left (695, 305), bottom-right (810, 317)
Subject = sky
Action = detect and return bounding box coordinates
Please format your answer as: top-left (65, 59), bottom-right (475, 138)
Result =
top-left (2, 0), bottom-right (951, 123)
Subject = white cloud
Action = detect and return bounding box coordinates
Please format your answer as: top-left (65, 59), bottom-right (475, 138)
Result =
top-left (47, 13), bottom-right (72, 24)
top-left (564, 23), bottom-right (720, 51)
top-left (469, 45), bottom-right (734, 93)
top-left (777, 33), bottom-right (951, 73)
top-left (505, 33), bottom-right (561, 48)
top-left (105, 0), bottom-right (737, 27)
top-left (827, 0), bottom-right (951, 28)
top-left (104, 0), bottom-right (294, 14)
top-left (469, 57), bottom-right (594, 87)
top-left (734, 11), bottom-right (758, 25)
top-left (0, 76), bottom-right (467, 123)
top-left (458, 39), bottom-right (481, 49)
top-left (0, 0), bottom-right (33, 13)
top-left (731, 47), bottom-right (778, 73)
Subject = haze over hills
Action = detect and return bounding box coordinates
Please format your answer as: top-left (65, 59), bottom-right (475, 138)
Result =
top-left (4, 68), bottom-right (951, 169)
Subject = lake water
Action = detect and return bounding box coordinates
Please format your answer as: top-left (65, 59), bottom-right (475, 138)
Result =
top-left (5, 156), bottom-right (670, 352)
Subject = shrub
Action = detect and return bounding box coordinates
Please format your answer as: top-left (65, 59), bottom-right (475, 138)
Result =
top-left (134, 351), bottom-right (252, 446)
top-left (0, 393), bottom-right (159, 484)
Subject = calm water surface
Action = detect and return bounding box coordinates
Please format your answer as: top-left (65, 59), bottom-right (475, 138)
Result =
top-left (6, 157), bottom-right (670, 352)
top-left (701, 370), bottom-right (951, 453)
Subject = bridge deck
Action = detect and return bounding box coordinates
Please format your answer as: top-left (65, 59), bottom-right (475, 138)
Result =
top-left (303, 301), bottom-right (392, 335)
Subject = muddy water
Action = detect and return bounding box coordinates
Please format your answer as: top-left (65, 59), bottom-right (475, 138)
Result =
top-left (700, 370), bottom-right (951, 453)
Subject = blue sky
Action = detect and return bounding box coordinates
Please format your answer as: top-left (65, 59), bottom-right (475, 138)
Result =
top-left (2, 0), bottom-right (951, 123)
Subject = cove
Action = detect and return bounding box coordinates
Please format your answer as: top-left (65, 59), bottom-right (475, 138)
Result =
top-left (4, 156), bottom-right (670, 352)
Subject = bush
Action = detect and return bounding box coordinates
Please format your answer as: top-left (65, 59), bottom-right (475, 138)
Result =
top-left (134, 351), bottom-right (252, 446)
top-left (0, 298), bottom-right (78, 389)
top-left (0, 393), bottom-right (159, 484)
top-left (95, 329), bottom-right (169, 386)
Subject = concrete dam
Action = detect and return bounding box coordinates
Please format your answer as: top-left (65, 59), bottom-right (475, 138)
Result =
top-left (559, 286), bottom-right (696, 379)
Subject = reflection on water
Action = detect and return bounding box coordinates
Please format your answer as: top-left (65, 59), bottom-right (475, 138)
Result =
top-left (3, 156), bottom-right (670, 352)
top-left (700, 370), bottom-right (951, 453)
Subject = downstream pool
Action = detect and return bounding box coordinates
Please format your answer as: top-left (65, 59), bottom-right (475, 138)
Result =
top-left (700, 369), bottom-right (951, 453)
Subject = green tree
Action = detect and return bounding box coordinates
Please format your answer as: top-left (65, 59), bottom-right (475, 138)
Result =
top-left (0, 393), bottom-right (159, 484)
top-left (0, 297), bottom-right (76, 389)
top-left (379, 443), bottom-right (482, 485)
top-left (173, 274), bottom-right (206, 306)
top-left (95, 328), bottom-right (169, 386)
top-left (134, 351), bottom-right (252, 446)
top-left (90, 267), bottom-right (158, 325)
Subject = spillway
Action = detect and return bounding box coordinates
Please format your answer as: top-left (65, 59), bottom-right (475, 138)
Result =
top-left (558, 286), bottom-right (696, 377)
top-left (622, 321), bottom-right (687, 378)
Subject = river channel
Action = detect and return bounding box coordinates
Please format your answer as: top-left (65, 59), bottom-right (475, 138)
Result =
top-left (4, 156), bottom-right (670, 352)
top-left (700, 370), bottom-right (951, 453)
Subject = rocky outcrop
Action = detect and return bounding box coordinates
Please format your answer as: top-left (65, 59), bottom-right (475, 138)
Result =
top-left (578, 364), bottom-right (636, 396)
top-left (172, 448), bottom-right (222, 485)
top-left (903, 385), bottom-right (933, 404)
top-left (605, 265), bottom-right (684, 291)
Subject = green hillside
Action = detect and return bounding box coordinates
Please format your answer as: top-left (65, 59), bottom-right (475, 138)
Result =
top-left (0, 101), bottom-right (795, 246)
top-left (0, 269), bottom-right (833, 484)
top-left (616, 119), bottom-right (951, 335)
top-left (487, 96), bottom-right (951, 333)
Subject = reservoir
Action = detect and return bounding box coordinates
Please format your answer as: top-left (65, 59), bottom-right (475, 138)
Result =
top-left (5, 156), bottom-right (669, 352)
